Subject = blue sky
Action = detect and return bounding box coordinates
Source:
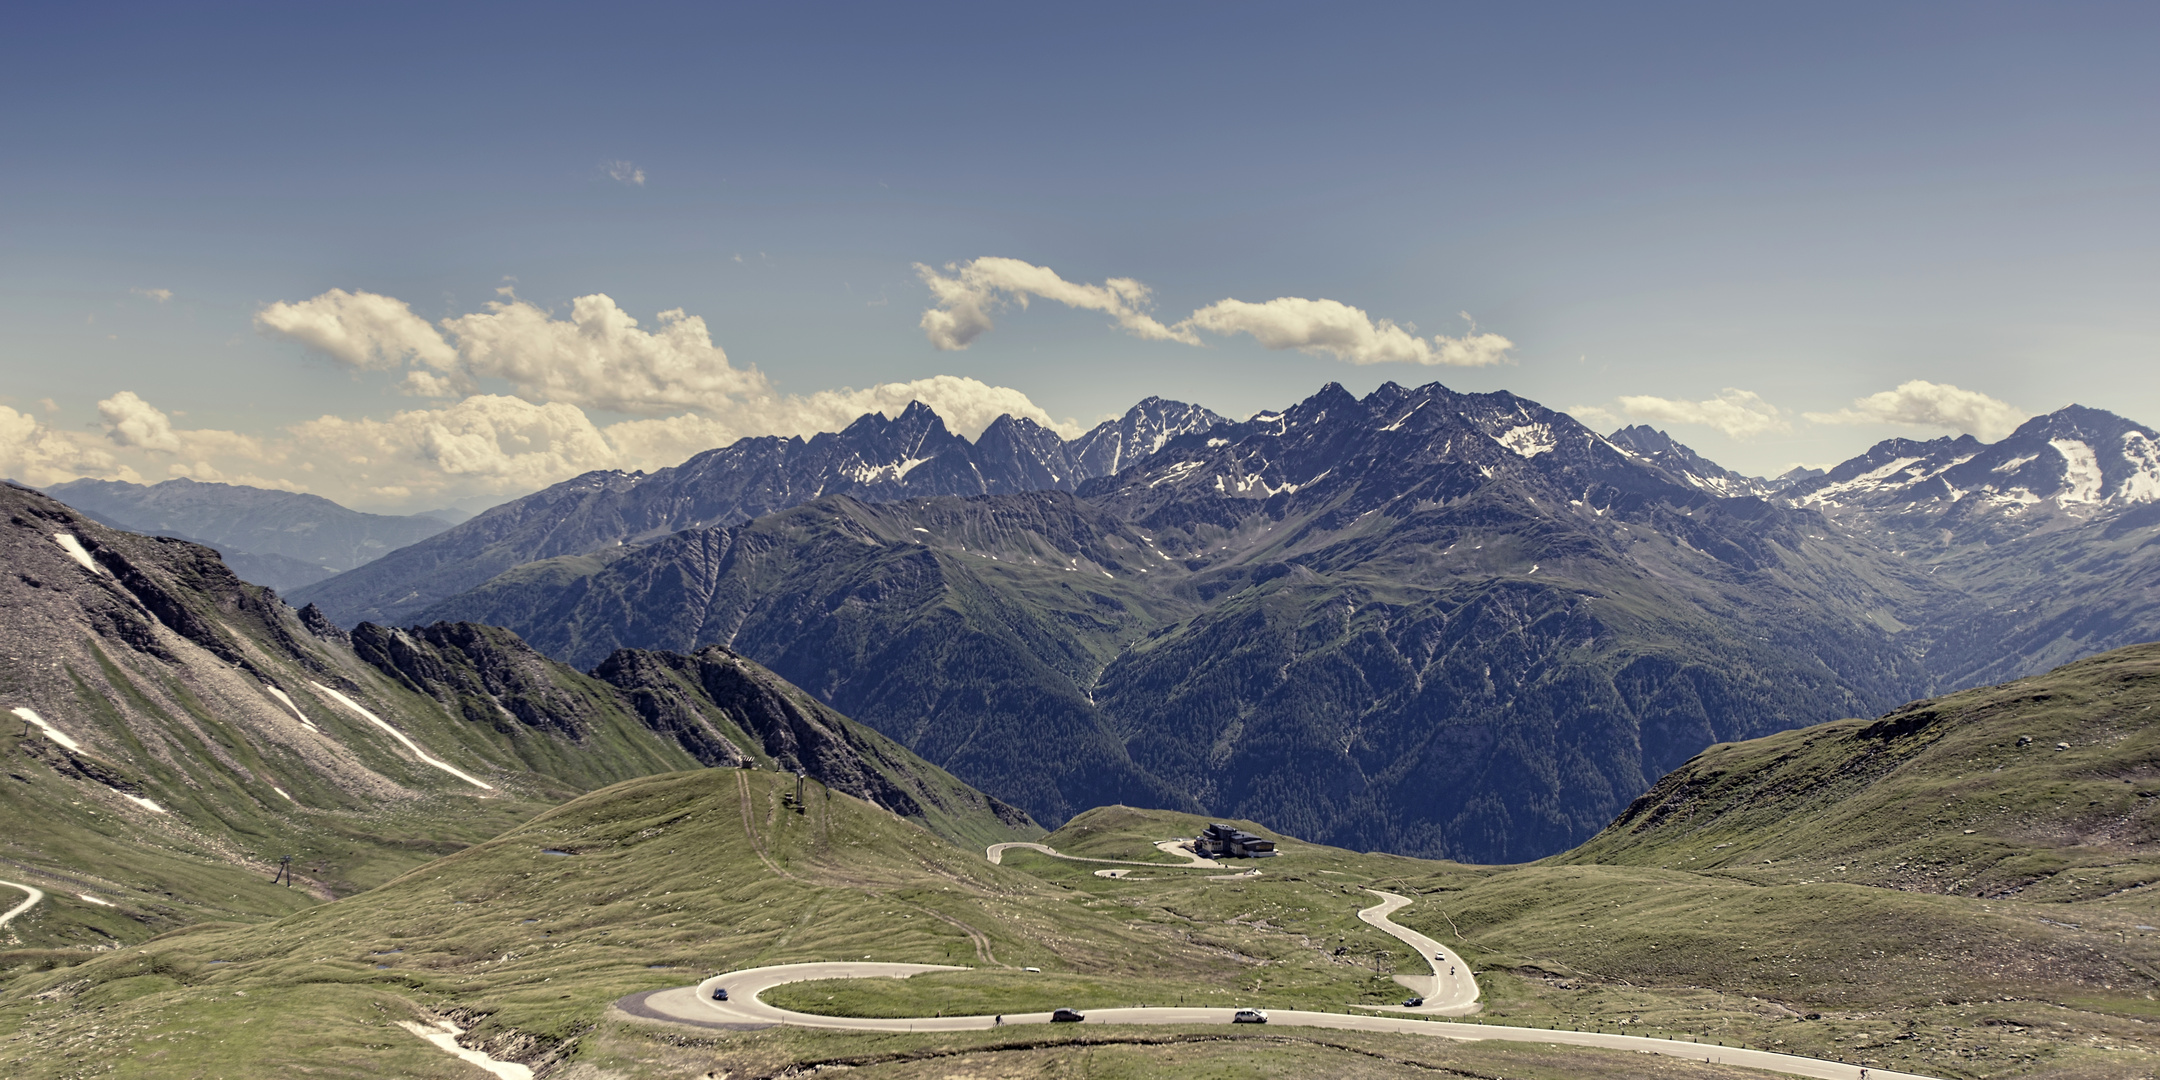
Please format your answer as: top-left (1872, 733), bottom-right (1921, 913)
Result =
top-left (3, 2), bottom-right (2155, 510)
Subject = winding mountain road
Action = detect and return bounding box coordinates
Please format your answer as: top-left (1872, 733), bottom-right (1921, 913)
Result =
top-left (622, 957), bottom-right (1940, 1080)
top-left (0, 879), bottom-right (45, 935)
top-left (624, 877), bottom-right (1942, 1080)
top-left (1354, 890), bottom-right (1478, 1015)
top-left (985, 840), bottom-right (1221, 868)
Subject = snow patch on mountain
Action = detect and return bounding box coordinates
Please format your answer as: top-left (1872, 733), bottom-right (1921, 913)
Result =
top-left (1498, 424), bottom-right (1556, 458)
top-left (2123, 432), bottom-right (2160, 503)
top-left (11, 707), bottom-right (82, 752)
top-left (52, 533), bottom-right (105, 575)
top-left (308, 680), bottom-right (494, 790)
top-left (2050, 439), bottom-right (2104, 505)
top-left (261, 684), bottom-right (319, 731)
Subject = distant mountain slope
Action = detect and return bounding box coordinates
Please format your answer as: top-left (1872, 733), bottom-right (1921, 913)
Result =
top-left (1788, 405), bottom-right (2159, 541)
top-left (1775, 406), bottom-right (2160, 687)
top-left (0, 483), bottom-right (1032, 951)
top-left (423, 490), bottom-right (1202, 826)
top-left (1564, 641), bottom-right (2160, 901)
top-left (44, 477), bottom-right (455, 590)
top-left (1604, 424), bottom-right (1775, 498)
top-left (293, 396), bottom-right (1226, 627)
top-left (425, 382), bottom-right (1945, 859)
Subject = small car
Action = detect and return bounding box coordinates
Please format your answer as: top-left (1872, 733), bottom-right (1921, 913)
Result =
top-left (711, 987), bottom-right (729, 1001)
top-left (1023, 966), bottom-right (1042, 973)
top-left (1050, 1007), bottom-right (1085, 1023)
top-left (1401, 996), bottom-right (1424, 1008)
top-left (1232, 1008), bottom-right (1268, 1024)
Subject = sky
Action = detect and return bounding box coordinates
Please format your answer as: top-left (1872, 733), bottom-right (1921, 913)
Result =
top-left (2, 2), bottom-right (2155, 512)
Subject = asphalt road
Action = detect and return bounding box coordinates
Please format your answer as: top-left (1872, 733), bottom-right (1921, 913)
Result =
top-left (624, 960), bottom-right (1943, 1080)
top-left (0, 879), bottom-right (45, 932)
top-left (1354, 889), bottom-right (1479, 1015)
top-left (985, 840), bottom-right (1220, 868)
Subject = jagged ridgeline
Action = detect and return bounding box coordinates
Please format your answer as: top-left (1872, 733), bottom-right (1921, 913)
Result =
top-left (421, 382), bottom-right (1942, 862)
top-left (0, 483), bottom-right (1034, 951)
top-left (292, 396), bottom-right (1227, 627)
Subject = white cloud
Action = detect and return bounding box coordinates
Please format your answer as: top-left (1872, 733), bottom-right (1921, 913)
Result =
top-left (131, 287), bottom-right (173, 303)
top-left (256, 289), bottom-right (459, 372)
top-left (99, 391), bottom-right (183, 452)
top-left (915, 258), bottom-right (1196, 350)
top-left (603, 160), bottom-right (646, 186)
top-left (0, 406), bottom-right (135, 486)
top-left (58, 288), bottom-right (1087, 509)
top-left (915, 257), bottom-right (1511, 367)
top-left (441, 293), bottom-right (769, 415)
top-left (97, 391), bottom-right (268, 473)
top-left (1183, 299), bottom-right (1512, 367)
top-left (1803, 380), bottom-right (2026, 441)
top-left (290, 395), bottom-right (620, 496)
top-left (1612, 388), bottom-right (1790, 440)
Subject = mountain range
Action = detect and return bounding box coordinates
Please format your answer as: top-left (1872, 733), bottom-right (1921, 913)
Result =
top-left (42, 477), bottom-right (464, 591)
top-left (33, 383), bottom-right (2160, 865)
top-left (407, 381), bottom-right (1945, 859)
top-left (291, 396), bottom-right (1225, 626)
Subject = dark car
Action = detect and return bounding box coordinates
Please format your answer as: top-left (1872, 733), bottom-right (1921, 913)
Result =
top-left (1051, 1007), bottom-right (1085, 1023)
top-left (1401, 996), bottom-right (1423, 1008)
top-left (711, 987), bottom-right (729, 1001)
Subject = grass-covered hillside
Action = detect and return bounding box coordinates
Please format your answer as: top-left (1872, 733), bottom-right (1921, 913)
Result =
top-left (14, 642), bottom-right (2160, 1078)
top-left (1564, 641), bottom-right (2160, 899)
top-left (0, 482), bottom-right (1032, 959)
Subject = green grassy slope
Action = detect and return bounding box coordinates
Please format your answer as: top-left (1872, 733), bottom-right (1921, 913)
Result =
top-left (1562, 641), bottom-right (2160, 899)
top-left (0, 483), bottom-right (1033, 961)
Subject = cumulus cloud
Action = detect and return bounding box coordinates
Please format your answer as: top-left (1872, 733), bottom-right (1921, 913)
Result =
top-left (98, 391), bottom-right (183, 452)
top-left (1612, 388), bottom-right (1790, 440)
top-left (131, 287), bottom-right (173, 302)
top-left (256, 289), bottom-right (458, 372)
top-left (1804, 380), bottom-right (2026, 441)
top-left (72, 287), bottom-right (1088, 508)
top-left (259, 288), bottom-right (769, 415)
top-left (915, 256), bottom-right (1512, 366)
top-left (1183, 299), bottom-right (1512, 366)
top-left (916, 258), bottom-right (1196, 350)
top-left (441, 293), bottom-right (768, 415)
top-left (97, 391), bottom-right (267, 474)
top-left (603, 160), bottom-right (646, 186)
top-left (289, 395), bottom-right (619, 497)
top-left (0, 406), bottom-right (134, 486)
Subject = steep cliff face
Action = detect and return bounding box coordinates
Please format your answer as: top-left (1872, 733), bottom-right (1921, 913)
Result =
top-left (591, 646), bottom-right (1037, 845)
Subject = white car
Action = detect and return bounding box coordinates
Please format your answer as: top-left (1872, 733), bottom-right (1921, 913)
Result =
top-left (1232, 1008), bottom-right (1268, 1024)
